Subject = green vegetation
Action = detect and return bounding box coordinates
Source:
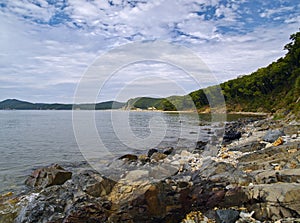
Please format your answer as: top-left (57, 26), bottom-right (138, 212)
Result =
top-left (218, 30), bottom-right (300, 116)
top-left (127, 30), bottom-right (300, 118)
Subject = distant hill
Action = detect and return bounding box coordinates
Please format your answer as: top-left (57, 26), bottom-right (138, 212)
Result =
top-left (0, 99), bottom-right (125, 110)
top-left (124, 30), bottom-right (300, 118)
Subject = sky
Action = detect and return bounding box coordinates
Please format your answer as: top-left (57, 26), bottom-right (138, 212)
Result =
top-left (0, 0), bottom-right (299, 103)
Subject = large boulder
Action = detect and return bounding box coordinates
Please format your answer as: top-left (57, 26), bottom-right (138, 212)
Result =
top-left (246, 183), bottom-right (300, 221)
top-left (25, 164), bottom-right (72, 189)
top-left (263, 129), bottom-right (285, 143)
top-left (72, 170), bottom-right (116, 197)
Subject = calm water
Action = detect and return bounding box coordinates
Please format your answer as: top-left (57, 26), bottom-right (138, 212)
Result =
top-left (0, 110), bottom-right (208, 193)
top-left (0, 110), bottom-right (255, 193)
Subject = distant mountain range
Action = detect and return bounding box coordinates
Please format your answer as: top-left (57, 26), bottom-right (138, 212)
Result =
top-left (0, 99), bottom-right (125, 110)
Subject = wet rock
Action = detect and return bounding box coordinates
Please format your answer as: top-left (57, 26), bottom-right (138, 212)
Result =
top-left (16, 185), bottom-right (74, 223)
top-left (138, 154), bottom-right (150, 163)
top-left (150, 152), bottom-right (167, 162)
top-left (195, 141), bottom-right (208, 150)
top-left (25, 164), bottom-right (72, 189)
top-left (163, 147), bottom-right (174, 155)
top-left (119, 154), bottom-right (138, 162)
top-left (263, 129), bottom-right (285, 143)
top-left (223, 132), bottom-right (242, 142)
top-left (215, 209), bottom-right (240, 223)
top-left (147, 148), bottom-right (158, 157)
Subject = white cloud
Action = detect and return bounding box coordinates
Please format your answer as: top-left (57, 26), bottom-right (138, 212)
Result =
top-left (0, 0), bottom-right (299, 102)
top-left (260, 6), bottom-right (295, 18)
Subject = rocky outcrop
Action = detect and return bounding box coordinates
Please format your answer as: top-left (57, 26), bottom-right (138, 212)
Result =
top-left (25, 164), bottom-right (72, 189)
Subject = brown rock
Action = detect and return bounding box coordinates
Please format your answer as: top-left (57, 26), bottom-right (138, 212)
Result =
top-left (119, 154), bottom-right (138, 161)
top-left (63, 202), bottom-right (109, 223)
top-left (25, 164), bottom-right (72, 189)
top-left (145, 185), bottom-right (164, 217)
top-left (150, 152), bottom-right (167, 162)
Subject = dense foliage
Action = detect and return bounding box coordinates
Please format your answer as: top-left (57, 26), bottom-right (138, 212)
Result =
top-left (218, 30), bottom-right (300, 114)
top-left (129, 30), bottom-right (300, 117)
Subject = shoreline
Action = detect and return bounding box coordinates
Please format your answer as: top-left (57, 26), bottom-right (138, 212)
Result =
top-left (1, 117), bottom-right (300, 222)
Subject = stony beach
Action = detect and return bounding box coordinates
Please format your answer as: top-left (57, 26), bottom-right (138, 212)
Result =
top-left (1, 117), bottom-right (300, 223)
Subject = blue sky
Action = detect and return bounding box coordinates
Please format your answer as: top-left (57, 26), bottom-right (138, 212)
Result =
top-left (0, 0), bottom-right (299, 103)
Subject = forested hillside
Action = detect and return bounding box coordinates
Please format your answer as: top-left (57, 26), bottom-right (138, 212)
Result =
top-left (129, 31), bottom-right (300, 117)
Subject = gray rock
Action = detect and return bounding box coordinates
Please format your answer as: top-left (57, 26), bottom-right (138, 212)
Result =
top-left (263, 129), bottom-right (285, 142)
top-left (247, 183), bottom-right (300, 220)
top-left (16, 185), bottom-right (74, 223)
top-left (73, 170), bottom-right (116, 197)
top-left (216, 209), bottom-right (240, 223)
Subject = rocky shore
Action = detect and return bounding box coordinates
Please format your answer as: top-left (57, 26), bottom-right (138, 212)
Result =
top-left (1, 117), bottom-right (300, 223)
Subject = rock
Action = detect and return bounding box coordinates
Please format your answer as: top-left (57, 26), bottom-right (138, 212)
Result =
top-left (149, 164), bottom-right (179, 180)
top-left (25, 164), bottom-right (72, 189)
top-left (255, 169), bottom-right (300, 184)
top-left (0, 192), bottom-right (21, 223)
top-left (147, 148), bottom-right (158, 157)
top-left (124, 170), bottom-right (149, 182)
top-left (16, 185), bottom-right (74, 223)
top-left (247, 183), bottom-right (300, 220)
top-left (273, 137), bottom-right (284, 146)
top-left (229, 141), bottom-right (264, 153)
top-left (223, 132), bottom-right (242, 141)
top-left (150, 152), bottom-right (167, 162)
top-left (73, 170), bottom-right (116, 197)
top-left (138, 154), bottom-right (150, 163)
top-left (216, 209), bottom-right (240, 223)
top-left (163, 147), bottom-right (174, 155)
top-left (181, 211), bottom-right (215, 223)
top-left (195, 141), bottom-right (208, 150)
top-left (118, 154), bottom-right (138, 161)
top-left (180, 150), bottom-right (193, 157)
top-left (263, 129), bottom-right (285, 143)
top-left (284, 125), bottom-right (300, 135)
top-left (63, 200), bottom-right (110, 223)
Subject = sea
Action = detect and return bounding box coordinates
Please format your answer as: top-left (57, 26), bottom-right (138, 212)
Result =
top-left (0, 110), bottom-right (253, 194)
